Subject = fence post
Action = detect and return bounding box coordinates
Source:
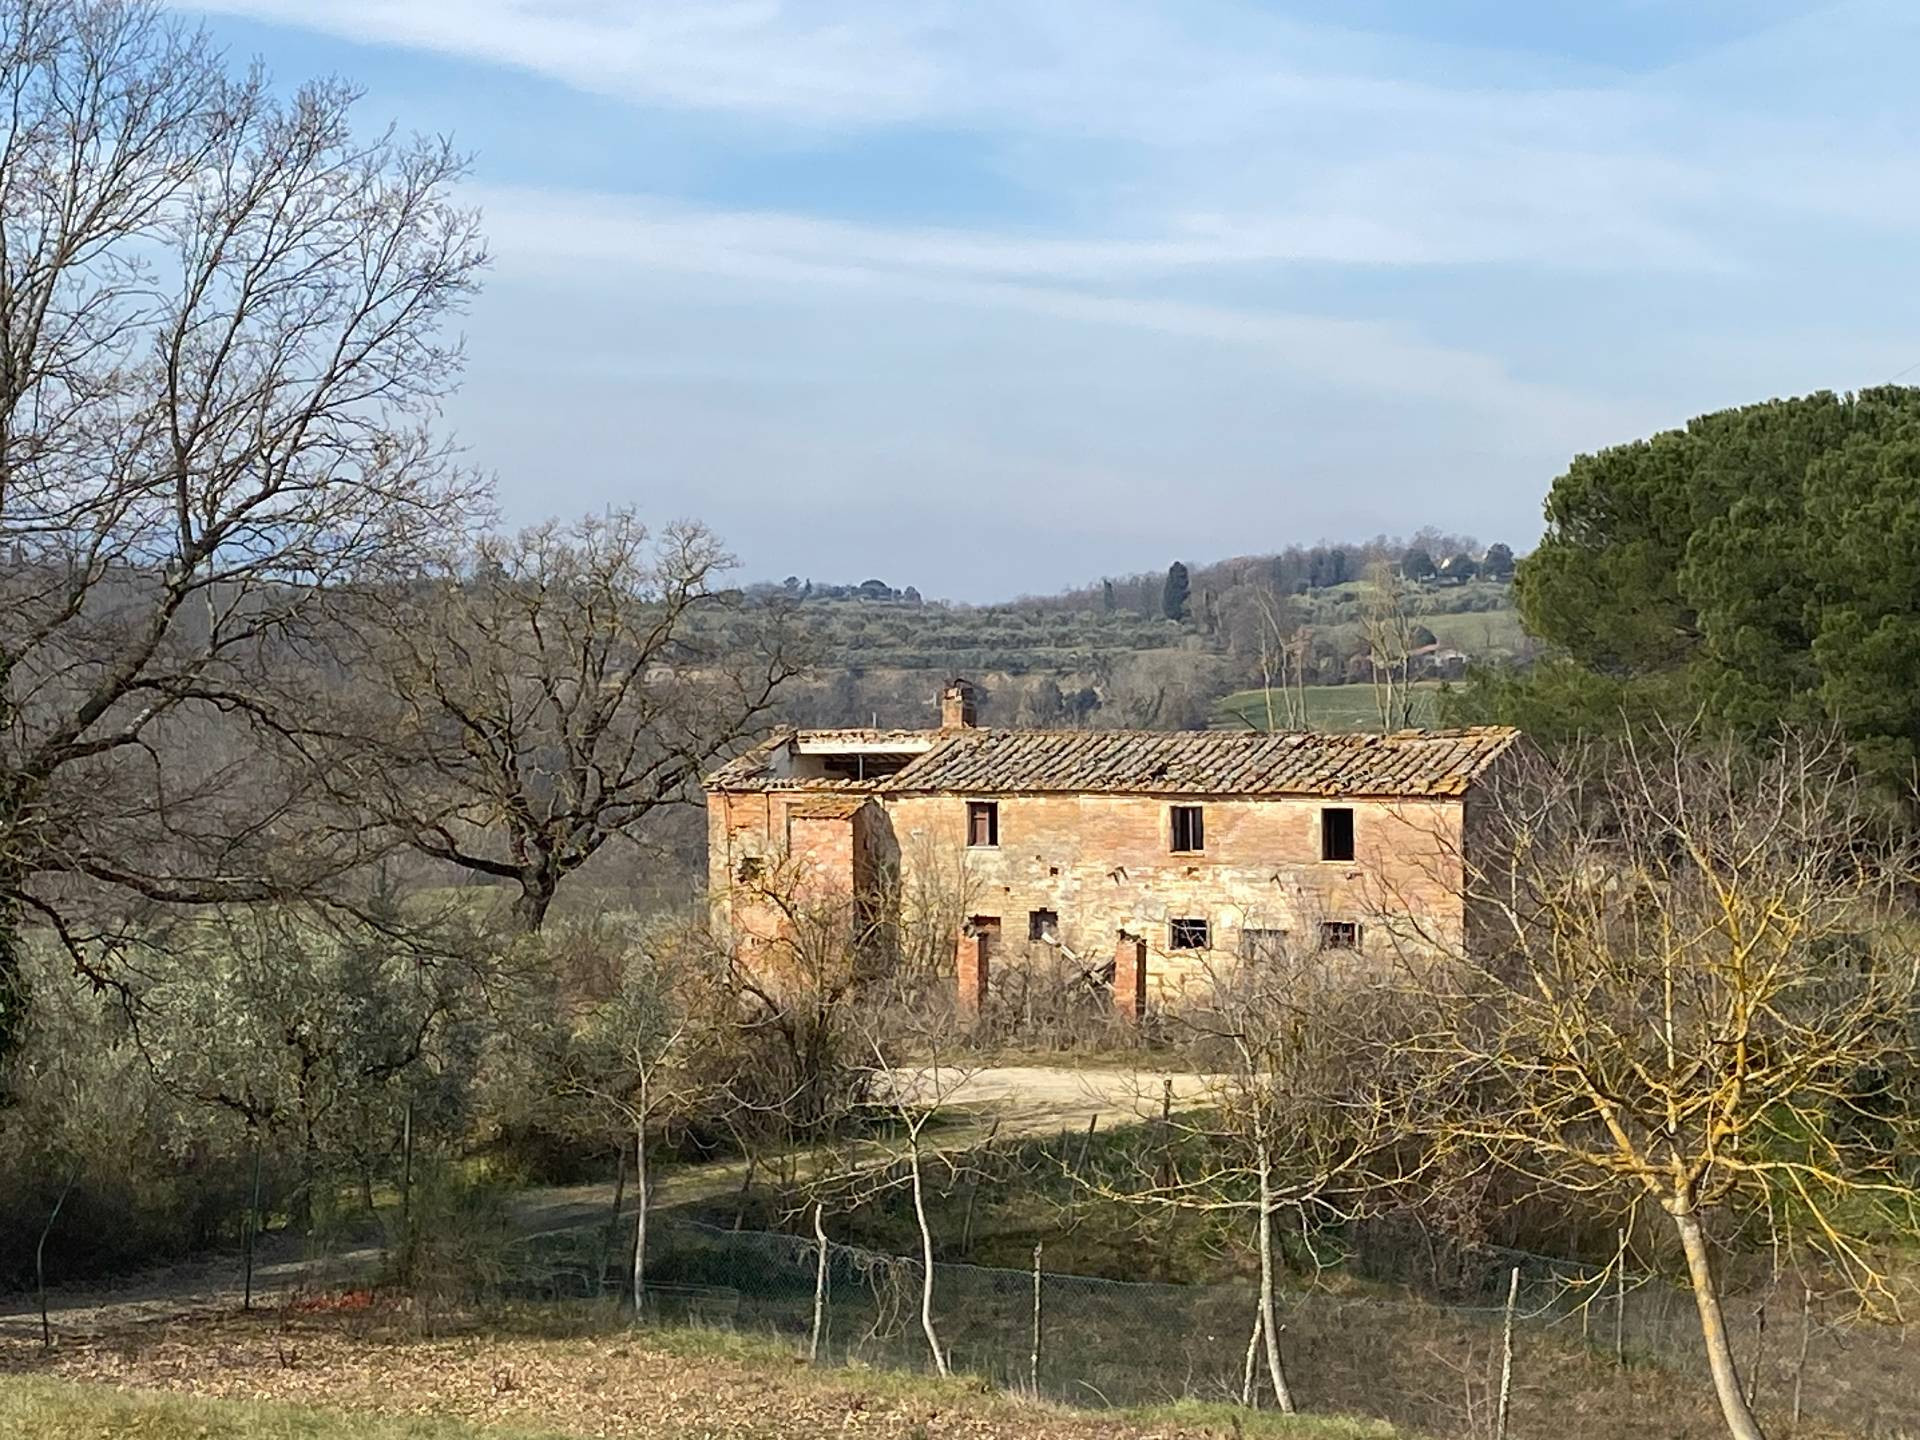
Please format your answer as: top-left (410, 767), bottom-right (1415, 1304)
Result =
top-left (810, 1203), bottom-right (829, 1365)
top-left (1747, 1299), bottom-right (1767, 1408)
top-left (1494, 1265), bottom-right (1519, 1440)
top-left (1790, 1282), bottom-right (1811, 1433)
top-left (1614, 1227), bottom-right (1627, 1366)
top-left (400, 1103), bottom-right (413, 1228)
top-left (1155, 1078), bottom-right (1174, 1189)
top-left (244, 1137), bottom-right (263, 1310)
top-left (1029, 1243), bottom-right (1042, 1395)
top-left (960, 1119), bottom-right (999, 1258)
top-left (1073, 1114), bottom-right (1098, 1176)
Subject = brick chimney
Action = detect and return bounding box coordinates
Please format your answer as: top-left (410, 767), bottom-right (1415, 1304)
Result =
top-left (940, 678), bottom-right (977, 730)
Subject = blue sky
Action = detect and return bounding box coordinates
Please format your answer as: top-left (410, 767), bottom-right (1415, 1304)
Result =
top-left (180, 1), bottom-right (1920, 600)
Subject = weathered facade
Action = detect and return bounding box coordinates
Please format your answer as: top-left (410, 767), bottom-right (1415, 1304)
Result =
top-left (704, 682), bottom-right (1519, 1009)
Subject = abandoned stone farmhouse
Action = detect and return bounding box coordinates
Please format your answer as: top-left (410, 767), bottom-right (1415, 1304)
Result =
top-left (704, 682), bottom-right (1520, 1012)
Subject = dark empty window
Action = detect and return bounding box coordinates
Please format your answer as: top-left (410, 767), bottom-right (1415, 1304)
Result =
top-left (1170, 805), bottom-right (1205, 853)
top-left (736, 856), bottom-right (764, 883)
top-left (1320, 921), bottom-right (1361, 951)
top-left (1028, 909), bottom-right (1059, 942)
top-left (1169, 917), bottom-right (1210, 951)
top-left (1321, 807), bottom-right (1355, 862)
top-left (822, 752), bottom-right (915, 781)
top-left (1239, 928), bottom-right (1290, 961)
top-left (967, 801), bottom-right (999, 848)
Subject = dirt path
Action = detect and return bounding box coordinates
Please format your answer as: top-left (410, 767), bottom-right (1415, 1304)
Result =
top-left (937, 1065), bottom-right (1211, 1135)
top-left (0, 1231), bottom-right (384, 1342)
top-left (514, 1064), bottom-right (1209, 1240)
top-left (0, 1066), bottom-right (1200, 1337)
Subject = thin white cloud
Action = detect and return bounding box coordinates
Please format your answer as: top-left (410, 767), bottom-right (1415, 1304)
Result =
top-left (182, 0), bottom-right (1910, 275)
top-left (469, 183), bottom-right (1633, 446)
top-left (193, 0), bottom-right (943, 123)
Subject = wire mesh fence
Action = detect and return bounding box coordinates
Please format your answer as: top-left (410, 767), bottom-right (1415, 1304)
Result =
top-left (485, 1215), bottom-right (1915, 1440)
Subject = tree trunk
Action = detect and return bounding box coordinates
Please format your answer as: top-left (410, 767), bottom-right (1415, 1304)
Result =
top-left (599, 1142), bottom-right (627, 1295)
top-left (1674, 1209), bottom-right (1767, 1440)
top-left (632, 1099), bottom-right (649, 1315)
top-left (810, 1203), bottom-right (829, 1364)
top-left (0, 889), bottom-right (25, 1067)
top-left (511, 872), bottom-right (557, 933)
top-left (1254, 1151), bottom-right (1296, 1414)
top-left (1241, 1306), bottom-right (1263, 1407)
top-left (36, 1168), bottom-right (76, 1349)
top-left (909, 1134), bottom-right (948, 1376)
top-left (732, 1152), bottom-right (757, 1231)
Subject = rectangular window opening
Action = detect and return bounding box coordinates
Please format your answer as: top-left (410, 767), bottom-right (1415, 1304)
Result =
top-left (967, 800), bottom-right (999, 848)
top-left (1321, 806), bottom-right (1355, 862)
top-left (968, 915), bottom-right (1002, 955)
top-left (1028, 909), bottom-right (1059, 942)
top-left (1320, 921), bottom-right (1361, 951)
top-left (1169, 917), bottom-right (1210, 951)
top-left (1170, 804), bottom-right (1205, 853)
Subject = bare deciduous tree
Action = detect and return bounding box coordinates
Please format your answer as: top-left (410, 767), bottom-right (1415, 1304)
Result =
top-left (326, 511), bottom-right (797, 930)
top-left (811, 987), bottom-right (982, 1379)
top-left (1251, 586), bottom-right (1309, 733)
top-left (1361, 561), bottom-right (1419, 732)
top-left (1098, 942), bottom-right (1424, 1415)
top-left (1404, 728), bottom-right (1920, 1440)
top-left (0, 0), bottom-right (486, 1049)
top-left (558, 921), bottom-right (709, 1311)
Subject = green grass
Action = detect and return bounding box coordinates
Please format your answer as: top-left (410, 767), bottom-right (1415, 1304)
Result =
top-left (1417, 607), bottom-right (1527, 653)
top-left (1124, 1399), bottom-right (1400, 1438)
top-left (0, 1376), bottom-right (574, 1440)
top-left (1212, 682), bottom-right (1443, 732)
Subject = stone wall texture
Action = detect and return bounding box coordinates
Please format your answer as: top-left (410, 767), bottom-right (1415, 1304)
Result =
top-left (708, 786), bottom-right (1467, 1005)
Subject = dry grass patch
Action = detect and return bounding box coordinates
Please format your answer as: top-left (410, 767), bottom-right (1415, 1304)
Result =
top-left (0, 1308), bottom-right (1394, 1440)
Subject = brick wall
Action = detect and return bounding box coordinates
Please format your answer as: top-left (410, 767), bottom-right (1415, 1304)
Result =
top-left (881, 790), bottom-right (1465, 1003)
top-left (708, 785), bottom-right (1469, 1006)
top-left (706, 792), bottom-right (871, 956)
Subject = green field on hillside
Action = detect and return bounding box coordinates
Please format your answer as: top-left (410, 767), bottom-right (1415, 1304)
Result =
top-left (1213, 681), bottom-right (1444, 732)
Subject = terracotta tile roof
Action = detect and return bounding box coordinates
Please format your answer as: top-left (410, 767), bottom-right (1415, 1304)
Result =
top-left (708, 726), bottom-right (1519, 799)
top-left (704, 730), bottom-right (923, 790)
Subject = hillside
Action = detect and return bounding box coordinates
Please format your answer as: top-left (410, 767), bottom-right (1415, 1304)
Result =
top-left (746, 552), bottom-right (1527, 733)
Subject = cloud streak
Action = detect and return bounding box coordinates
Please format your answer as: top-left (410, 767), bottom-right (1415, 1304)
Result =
top-left (469, 183), bottom-right (1628, 443)
top-left (172, 0), bottom-right (1920, 596)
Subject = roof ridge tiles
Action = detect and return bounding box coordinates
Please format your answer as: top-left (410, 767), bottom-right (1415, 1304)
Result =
top-left (707, 723), bottom-right (1521, 798)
